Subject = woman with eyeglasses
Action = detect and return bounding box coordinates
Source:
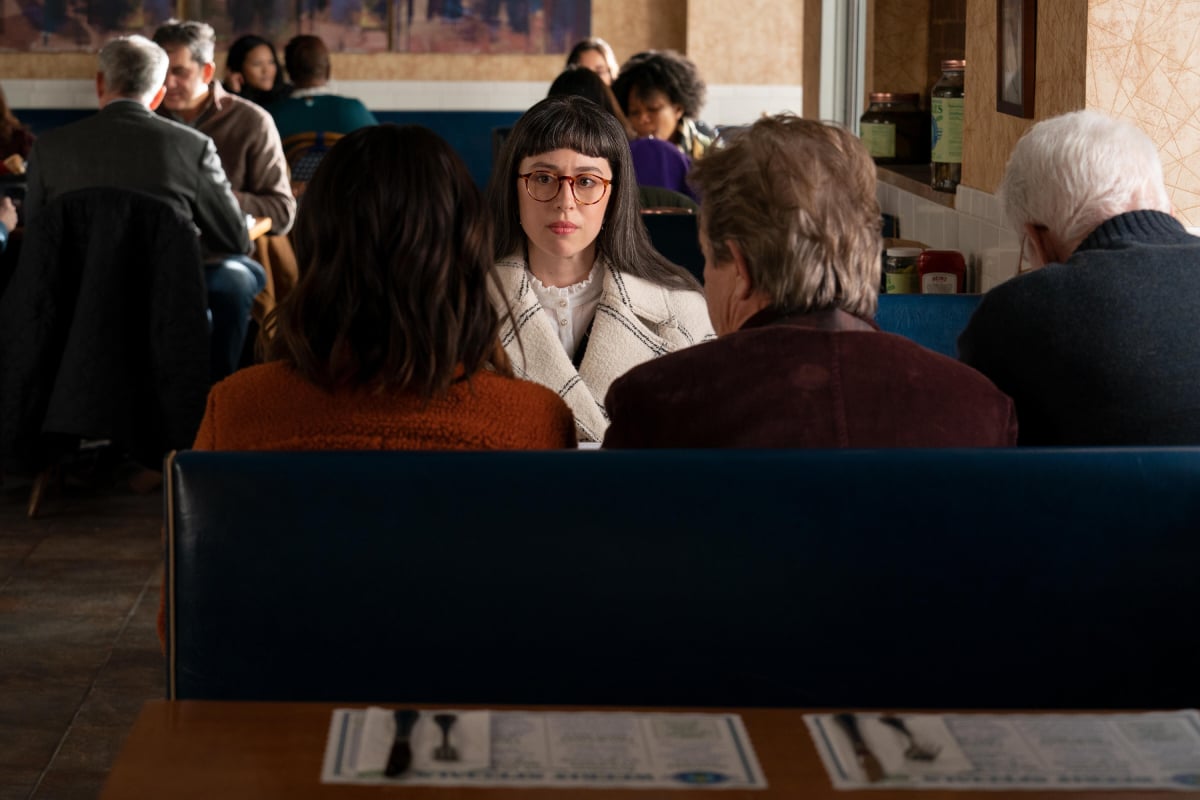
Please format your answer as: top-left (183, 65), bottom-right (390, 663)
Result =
top-left (487, 95), bottom-right (714, 443)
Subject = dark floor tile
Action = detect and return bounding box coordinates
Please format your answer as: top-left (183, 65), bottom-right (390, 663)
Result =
top-left (31, 767), bottom-right (109, 800)
top-left (124, 589), bottom-right (161, 633)
top-left (0, 540), bottom-right (38, 559)
top-left (0, 724), bottom-right (63, 769)
top-left (93, 646), bottom-right (165, 692)
top-left (0, 766), bottom-right (42, 800)
top-left (0, 615), bottom-right (122, 686)
top-left (46, 723), bottom-right (128, 773)
top-left (0, 559), bottom-right (25, 585)
top-left (0, 583), bottom-right (143, 617)
top-left (71, 687), bottom-right (153, 730)
top-left (26, 535), bottom-right (158, 562)
top-left (0, 682), bottom-right (87, 733)
top-left (13, 559), bottom-right (160, 586)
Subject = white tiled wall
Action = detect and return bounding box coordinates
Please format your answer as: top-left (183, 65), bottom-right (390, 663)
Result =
top-left (876, 182), bottom-right (1023, 293)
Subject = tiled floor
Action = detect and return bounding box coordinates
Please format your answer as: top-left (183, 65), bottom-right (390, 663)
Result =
top-left (0, 462), bottom-right (163, 800)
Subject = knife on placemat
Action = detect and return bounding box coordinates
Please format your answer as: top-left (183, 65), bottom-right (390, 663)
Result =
top-left (384, 709), bottom-right (420, 777)
top-left (833, 712), bottom-right (886, 783)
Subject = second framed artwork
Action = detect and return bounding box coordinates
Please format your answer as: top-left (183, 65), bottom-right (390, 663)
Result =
top-left (997, 0), bottom-right (1036, 117)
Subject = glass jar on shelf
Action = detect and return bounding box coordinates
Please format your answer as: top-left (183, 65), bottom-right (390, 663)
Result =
top-left (859, 92), bottom-right (929, 165)
top-left (930, 59), bottom-right (965, 192)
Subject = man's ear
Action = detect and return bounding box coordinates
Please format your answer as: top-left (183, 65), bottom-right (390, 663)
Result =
top-left (202, 61), bottom-right (216, 85)
top-left (1023, 222), bottom-right (1056, 268)
top-left (95, 72), bottom-right (105, 101)
top-left (727, 240), bottom-right (755, 299)
top-left (148, 85), bottom-right (167, 111)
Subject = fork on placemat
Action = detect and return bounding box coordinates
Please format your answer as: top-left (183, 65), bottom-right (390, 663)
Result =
top-left (879, 715), bottom-right (941, 761)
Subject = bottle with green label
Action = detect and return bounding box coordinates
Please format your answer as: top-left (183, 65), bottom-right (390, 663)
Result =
top-left (930, 59), bottom-right (965, 192)
top-left (860, 93), bottom-right (928, 165)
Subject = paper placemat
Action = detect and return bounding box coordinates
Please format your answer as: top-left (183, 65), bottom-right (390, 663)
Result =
top-left (807, 710), bottom-right (1200, 791)
top-left (322, 707), bottom-right (767, 790)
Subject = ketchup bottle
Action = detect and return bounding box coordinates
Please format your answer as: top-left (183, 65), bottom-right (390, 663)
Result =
top-left (918, 250), bottom-right (966, 293)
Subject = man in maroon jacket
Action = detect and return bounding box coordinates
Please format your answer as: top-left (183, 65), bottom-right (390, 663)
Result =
top-left (602, 115), bottom-right (1016, 449)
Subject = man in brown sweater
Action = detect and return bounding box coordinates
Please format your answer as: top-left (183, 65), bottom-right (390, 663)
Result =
top-left (152, 20), bottom-right (294, 237)
top-left (152, 20), bottom-right (296, 379)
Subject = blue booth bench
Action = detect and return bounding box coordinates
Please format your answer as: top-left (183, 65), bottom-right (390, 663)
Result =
top-left (166, 448), bottom-right (1200, 709)
top-left (875, 293), bottom-right (982, 358)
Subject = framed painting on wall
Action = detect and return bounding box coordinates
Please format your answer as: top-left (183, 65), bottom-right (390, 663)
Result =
top-left (0, 0), bottom-right (179, 52)
top-left (393, 0), bottom-right (590, 54)
top-left (997, 0), bottom-right (1036, 118)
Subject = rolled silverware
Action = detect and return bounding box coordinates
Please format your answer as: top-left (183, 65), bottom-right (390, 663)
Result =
top-left (384, 709), bottom-right (420, 777)
top-left (834, 712), bottom-right (886, 783)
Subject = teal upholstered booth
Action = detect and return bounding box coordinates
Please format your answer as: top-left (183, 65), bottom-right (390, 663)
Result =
top-left (166, 448), bottom-right (1200, 709)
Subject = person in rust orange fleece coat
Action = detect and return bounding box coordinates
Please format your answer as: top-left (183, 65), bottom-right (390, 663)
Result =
top-left (160, 124), bottom-right (575, 645)
top-left (191, 122), bottom-right (576, 450)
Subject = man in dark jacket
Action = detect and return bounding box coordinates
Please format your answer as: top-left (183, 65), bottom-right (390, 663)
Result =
top-left (958, 110), bottom-right (1200, 445)
top-left (602, 115), bottom-right (1016, 448)
top-left (24, 34), bottom-right (260, 381)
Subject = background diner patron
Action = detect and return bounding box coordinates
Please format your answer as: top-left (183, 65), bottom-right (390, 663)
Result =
top-left (958, 110), bottom-right (1200, 445)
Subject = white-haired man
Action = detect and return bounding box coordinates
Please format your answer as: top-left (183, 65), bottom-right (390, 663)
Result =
top-left (958, 109), bottom-right (1200, 445)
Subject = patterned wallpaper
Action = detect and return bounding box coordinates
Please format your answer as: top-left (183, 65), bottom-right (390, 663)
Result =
top-left (1087, 0), bottom-right (1200, 227)
top-left (688, 0), bottom-right (805, 86)
top-left (872, 0), bottom-right (931, 100)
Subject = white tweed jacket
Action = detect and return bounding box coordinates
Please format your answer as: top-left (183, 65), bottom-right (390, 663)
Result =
top-left (492, 254), bottom-right (715, 442)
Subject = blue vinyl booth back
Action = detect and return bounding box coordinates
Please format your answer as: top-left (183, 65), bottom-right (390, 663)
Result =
top-left (166, 448), bottom-right (1200, 709)
top-left (874, 293), bottom-right (982, 358)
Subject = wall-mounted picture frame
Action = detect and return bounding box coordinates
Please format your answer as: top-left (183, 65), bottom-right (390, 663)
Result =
top-left (997, 0), bottom-right (1036, 117)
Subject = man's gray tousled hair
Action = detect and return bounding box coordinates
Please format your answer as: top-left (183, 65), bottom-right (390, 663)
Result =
top-left (98, 36), bottom-right (169, 102)
top-left (688, 114), bottom-right (882, 319)
top-left (1000, 110), bottom-right (1171, 248)
top-left (152, 19), bottom-right (216, 66)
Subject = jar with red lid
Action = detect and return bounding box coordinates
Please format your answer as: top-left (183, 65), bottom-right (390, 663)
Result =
top-left (917, 250), bottom-right (966, 294)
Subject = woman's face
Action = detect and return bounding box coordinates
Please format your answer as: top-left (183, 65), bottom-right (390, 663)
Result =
top-left (517, 148), bottom-right (613, 273)
top-left (574, 49), bottom-right (613, 85)
top-left (627, 89), bottom-right (683, 141)
top-left (241, 44), bottom-right (278, 92)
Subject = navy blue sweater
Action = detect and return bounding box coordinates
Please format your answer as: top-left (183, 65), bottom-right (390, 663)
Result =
top-left (959, 210), bottom-right (1200, 445)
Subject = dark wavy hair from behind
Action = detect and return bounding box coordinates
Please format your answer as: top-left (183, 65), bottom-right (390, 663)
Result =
top-left (547, 66), bottom-right (636, 138)
top-left (267, 124), bottom-right (509, 396)
top-left (224, 34), bottom-right (289, 104)
top-left (487, 95), bottom-right (697, 291)
top-left (611, 50), bottom-right (706, 121)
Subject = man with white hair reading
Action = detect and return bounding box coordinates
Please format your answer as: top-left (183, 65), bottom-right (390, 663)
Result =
top-left (958, 109), bottom-right (1200, 445)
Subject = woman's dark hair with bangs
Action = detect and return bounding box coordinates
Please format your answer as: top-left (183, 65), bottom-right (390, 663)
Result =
top-left (488, 95), bottom-right (697, 290)
top-left (267, 124), bottom-right (509, 396)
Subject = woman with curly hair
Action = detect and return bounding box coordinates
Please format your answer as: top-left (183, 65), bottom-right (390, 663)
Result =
top-left (612, 50), bottom-right (714, 160)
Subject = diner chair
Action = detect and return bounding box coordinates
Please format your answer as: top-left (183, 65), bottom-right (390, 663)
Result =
top-left (640, 207), bottom-right (704, 283)
top-left (0, 187), bottom-right (209, 517)
top-left (282, 131), bottom-right (344, 198)
top-left (491, 126), bottom-right (512, 166)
